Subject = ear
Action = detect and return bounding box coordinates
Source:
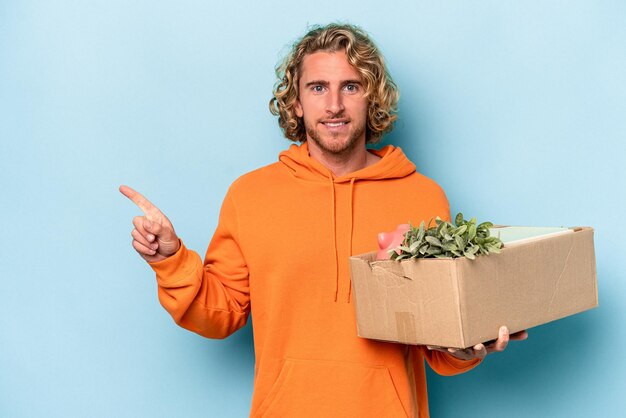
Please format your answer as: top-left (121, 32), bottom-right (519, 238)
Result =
top-left (294, 98), bottom-right (303, 118)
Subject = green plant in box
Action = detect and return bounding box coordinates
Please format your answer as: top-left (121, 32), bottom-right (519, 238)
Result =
top-left (389, 213), bottom-right (503, 261)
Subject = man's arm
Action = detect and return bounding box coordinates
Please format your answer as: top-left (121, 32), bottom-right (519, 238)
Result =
top-left (120, 185), bottom-right (250, 339)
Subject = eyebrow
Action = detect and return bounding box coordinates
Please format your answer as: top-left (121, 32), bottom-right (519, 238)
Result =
top-left (304, 79), bottom-right (363, 88)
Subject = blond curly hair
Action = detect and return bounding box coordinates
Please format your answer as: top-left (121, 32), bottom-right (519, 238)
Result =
top-left (269, 23), bottom-right (400, 144)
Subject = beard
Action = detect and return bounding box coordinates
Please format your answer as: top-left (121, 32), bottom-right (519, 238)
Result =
top-left (305, 118), bottom-right (366, 158)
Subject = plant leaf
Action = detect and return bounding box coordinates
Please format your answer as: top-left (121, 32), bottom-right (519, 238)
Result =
top-left (478, 221), bottom-right (493, 230)
top-left (468, 224), bottom-right (477, 241)
top-left (409, 240), bottom-right (422, 252)
top-left (426, 246), bottom-right (442, 255)
top-left (425, 236), bottom-right (442, 247)
top-left (463, 251), bottom-right (476, 260)
top-left (453, 225), bottom-right (467, 236)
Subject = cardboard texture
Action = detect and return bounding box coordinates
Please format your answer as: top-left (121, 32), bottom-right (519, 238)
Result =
top-left (349, 227), bottom-right (598, 349)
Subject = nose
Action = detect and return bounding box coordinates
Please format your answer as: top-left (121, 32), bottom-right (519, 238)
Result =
top-left (326, 89), bottom-right (345, 115)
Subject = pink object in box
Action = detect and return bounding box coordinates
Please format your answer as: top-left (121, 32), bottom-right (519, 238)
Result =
top-left (376, 224), bottom-right (410, 260)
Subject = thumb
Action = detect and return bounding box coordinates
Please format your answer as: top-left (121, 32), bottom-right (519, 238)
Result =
top-left (143, 219), bottom-right (162, 236)
top-left (143, 218), bottom-right (178, 244)
top-left (143, 218), bottom-right (179, 257)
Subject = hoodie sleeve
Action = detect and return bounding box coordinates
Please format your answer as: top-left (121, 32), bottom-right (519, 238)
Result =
top-left (147, 191), bottom-right (250, 339)
top-left (419, 346), bottom-right (482, 376)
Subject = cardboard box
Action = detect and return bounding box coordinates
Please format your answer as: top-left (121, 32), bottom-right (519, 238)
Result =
top-left (349, 226), bottom-right (598, 348)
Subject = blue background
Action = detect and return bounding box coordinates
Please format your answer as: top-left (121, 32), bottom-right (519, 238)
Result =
top-left (1, 1), bottom-right (624, 417)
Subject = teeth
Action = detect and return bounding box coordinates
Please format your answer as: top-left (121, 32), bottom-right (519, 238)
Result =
top-left (325, 122), bottom-right (345, 127)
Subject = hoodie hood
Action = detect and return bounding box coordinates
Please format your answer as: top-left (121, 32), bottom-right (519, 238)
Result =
top-left (279, 141), bottom-right (416, 302)
top-left (279, 141), bottom-right (416, 182)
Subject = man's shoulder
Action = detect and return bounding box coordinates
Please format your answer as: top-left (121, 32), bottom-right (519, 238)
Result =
top-left (414, 170), bottom-right (446, 189)
top-left (396, 168), bottom-right (447, 192)
top-left (229, 161), bottom-right (285, 192)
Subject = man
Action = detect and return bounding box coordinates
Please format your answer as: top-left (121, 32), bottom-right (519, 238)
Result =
top-left (120, 23), bottom-right (526, 418)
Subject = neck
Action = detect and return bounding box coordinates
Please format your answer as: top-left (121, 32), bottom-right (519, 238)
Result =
top-left (307, 141), bottom-right (380, 177)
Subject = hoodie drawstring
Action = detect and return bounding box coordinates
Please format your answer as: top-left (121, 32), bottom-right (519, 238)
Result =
top-left (330, 176), bottom-right (356, 303)
top-left (347, 177), bottom-right (355, 303)
top-left (330, 177), bottom-right (339, 302)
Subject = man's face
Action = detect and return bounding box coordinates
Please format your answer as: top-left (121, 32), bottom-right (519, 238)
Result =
top-left (294, 50), bottom-right (368, 157)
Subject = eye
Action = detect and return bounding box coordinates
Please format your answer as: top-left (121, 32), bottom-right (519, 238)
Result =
top-left (344, 83), bottom-right (359, 93)
top-left (312, 85), bottom-right (325, 93)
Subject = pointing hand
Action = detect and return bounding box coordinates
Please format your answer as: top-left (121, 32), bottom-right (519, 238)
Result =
top-left (119, 185), bottom-right (181, 263)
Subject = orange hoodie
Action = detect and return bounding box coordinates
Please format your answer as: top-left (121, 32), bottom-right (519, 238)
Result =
top-left (149, 142), bottom-right (481, 418)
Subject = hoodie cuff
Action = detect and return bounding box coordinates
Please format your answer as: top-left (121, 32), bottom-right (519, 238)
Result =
top-left (442, 353), bottom-right (483, 371)
top-left (147, 240), bottom-right (199, 286)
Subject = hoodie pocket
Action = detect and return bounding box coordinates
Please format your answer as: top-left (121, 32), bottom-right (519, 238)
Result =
top-left (253, 358), bottom-right (408, 418)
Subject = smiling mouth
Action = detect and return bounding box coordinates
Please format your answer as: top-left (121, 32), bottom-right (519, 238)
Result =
top-left (321, 119), bottom-right (350, 128)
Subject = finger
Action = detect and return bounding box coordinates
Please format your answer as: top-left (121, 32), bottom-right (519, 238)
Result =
top-left (132, 228), bottom-right (159, 250)
top-left (491, 326), bottom-right (510, 352)
top-left (472, 343), bottom-right (488, 359)
top-left (473, 343), bottom-right (485, 352)
top-left (132, 238), bottom-right (157, 256)
top-left (119, 185), bottom-right (160, 215)
top-left (133, 216), bottom-right (154, 242)
top-left (510, 330), bottom-right (529, 341)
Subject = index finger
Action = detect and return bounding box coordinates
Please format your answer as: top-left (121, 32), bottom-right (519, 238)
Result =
top-left (119, 185), bottom-right (159, 215)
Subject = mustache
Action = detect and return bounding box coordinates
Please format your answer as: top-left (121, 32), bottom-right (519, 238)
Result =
top-left (319, 113), bottom-right (350, 122)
